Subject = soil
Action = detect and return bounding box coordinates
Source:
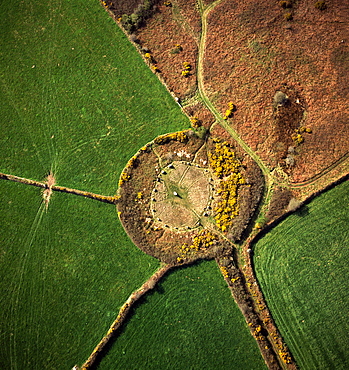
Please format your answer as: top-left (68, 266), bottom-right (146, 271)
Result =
top-left (133, 1), bottom-right (200, 99)
top-left (204, 0), bottom-right (349, 184)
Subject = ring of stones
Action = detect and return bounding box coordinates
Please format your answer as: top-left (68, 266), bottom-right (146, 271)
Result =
top-left (150, 161), bottom-right (213, 231)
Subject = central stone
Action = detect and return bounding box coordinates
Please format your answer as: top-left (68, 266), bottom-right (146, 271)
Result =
top-left (151, 161), bottom-right (212, 230)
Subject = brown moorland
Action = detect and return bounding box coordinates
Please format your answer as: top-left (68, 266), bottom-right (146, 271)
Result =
top-left (204, 0), bottom-right (349, 184)
top-left (117, 0), bottom-right (348, 197)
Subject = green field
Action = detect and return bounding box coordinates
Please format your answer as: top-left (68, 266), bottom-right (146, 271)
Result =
top-left (254, 180), bottom-right (349, 370)
top-left (0, 0), bottom-right (189, 368)
top-left (0, 181), bottom-right (159, 369)
top-left (0, 0), bottom-right (189, 192)
top-left (99, 260), bottom-right (267, 370)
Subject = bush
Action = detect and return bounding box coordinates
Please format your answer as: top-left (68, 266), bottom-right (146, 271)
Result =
top-left (121, 0), bottom-right (157, 33)
top-left (283, 12), bottom-right (293, 21)
top-left (315, 1), bottom-right (327, 10)
top-left (121, 14), bottom-right (134, 33)
top-left (279, 1), bottom-right (292, 8)
top-left (273, 91), bottom-right (289, 107)
top-left (286, 197), bottom-right (302, 212)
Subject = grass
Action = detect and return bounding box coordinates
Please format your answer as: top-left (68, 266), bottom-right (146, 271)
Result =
top-left (0, 180), bottom-right (160, 369)
top-left (99, 260), bottom-right (267, 370)
top-left (0, 0), bottom-right (189, 194)
top-left (0, 0), bottom-right (191, 368)
top-left (254, 180), bottom-right (349, 370)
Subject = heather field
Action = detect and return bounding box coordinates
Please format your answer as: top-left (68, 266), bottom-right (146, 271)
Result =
top-left (254, 180), bottom-right (349, 369)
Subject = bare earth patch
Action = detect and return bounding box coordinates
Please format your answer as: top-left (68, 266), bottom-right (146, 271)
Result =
top-left (42, 171), bottom-right (56, 209)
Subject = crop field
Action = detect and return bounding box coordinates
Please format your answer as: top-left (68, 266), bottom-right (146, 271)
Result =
top-left (254, 180), bottom-right (349, 370)
top-left (0, 0), bottom-right (189, 368)
top-left (99, 260), bottom-right (267, 370)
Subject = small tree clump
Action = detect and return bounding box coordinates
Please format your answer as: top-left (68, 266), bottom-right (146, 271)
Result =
top-left (286, 197), bottom-right (302, 212)
top-left (120, 0), bottom-right (157, 33)
top-left (273, 91), bottom-right (289, 107)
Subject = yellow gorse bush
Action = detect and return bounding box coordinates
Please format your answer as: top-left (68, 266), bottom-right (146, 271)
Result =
top-left (209, 141), bottom-right (245, 232)
top-left (177, 230), bottom-right (217, 263)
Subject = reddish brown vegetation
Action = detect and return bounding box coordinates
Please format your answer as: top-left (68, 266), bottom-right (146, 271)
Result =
top-left (204, 0), bottom-right (349, 184)
top-left (133, 1), bottom-right (199, 99)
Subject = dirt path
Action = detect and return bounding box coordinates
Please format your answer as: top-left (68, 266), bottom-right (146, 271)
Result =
top-left (196, 0), bottom-right (275, 222)
top-left (195, 1), bottom-right (292, 369)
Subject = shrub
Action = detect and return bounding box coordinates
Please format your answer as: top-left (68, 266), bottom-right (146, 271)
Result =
top-left (273, 91), bottom-right (288, 107)
top-left (129, 34), bottom-right (139, 44)
top-left (286, 197), bottom-right (302, 212)
top-left (284, 12), bottom-right (293, 21)
top-left (190, 116), bottom-right (201, 128)
top-left (194, 126), bottom-right (207, 139)
top-left (121, 14), bottom-right (134, 33)
top-left (314, 1), bottom-right (327, 10)
top-left (170, 44), bottom-right (182, 54)
top-left (279, 1), bottom-right (292, 8)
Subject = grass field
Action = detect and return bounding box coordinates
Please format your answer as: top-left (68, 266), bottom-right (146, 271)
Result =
top-left (0, 0), bottom-right (190, 368)
top-left (0, 180), bottom-right (160, 369)
top-left (0, 0), bottom-right (189, 193)
top-left (99, 260), bottom-right (267, 370)
top-left (254, 180), bottom-right (349, 370)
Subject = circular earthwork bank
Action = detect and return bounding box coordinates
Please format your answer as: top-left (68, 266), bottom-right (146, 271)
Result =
top-left (116, 130), bottom-right (263, 265)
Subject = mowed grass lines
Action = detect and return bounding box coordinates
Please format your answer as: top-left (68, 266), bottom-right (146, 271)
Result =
top-left (0, 181), bottom-right (159, 369)
top-left (254, 180), bottom-right (349, 370)
top-left (99, 260), bottom-right (267, 370)
top-left (0, 0), bottom-right (189, 368)
top-left (0, 0), bottom-right (189, 194)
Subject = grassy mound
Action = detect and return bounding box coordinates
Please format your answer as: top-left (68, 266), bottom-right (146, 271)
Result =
top-left (254, 180), bottom-right (349, 369)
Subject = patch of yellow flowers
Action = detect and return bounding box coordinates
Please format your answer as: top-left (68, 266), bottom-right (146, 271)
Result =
top-left (176, 230), bottom-right (217, 263)
top-left (209, 141), bottom-right (245, 232)
top-left (154, 131), bottom-right (187, 145)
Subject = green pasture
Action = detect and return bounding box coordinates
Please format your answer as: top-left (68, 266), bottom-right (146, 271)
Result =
top-left (0, 0), bottom-right (190, 368)
top-left (254, 180), bottom-right (349, 370)
top-left (99, 260), bottom-right (267, 370)
top-left (0, 180), bottom-right (159, 369)
top-left (0, 0), bottom-right (189, 194)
